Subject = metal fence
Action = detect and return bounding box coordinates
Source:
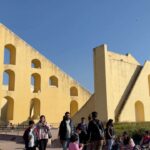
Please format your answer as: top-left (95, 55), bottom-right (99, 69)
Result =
top-left (0, 123), bottom-right (59, 135)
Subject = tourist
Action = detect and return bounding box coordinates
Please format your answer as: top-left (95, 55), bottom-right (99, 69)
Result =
top-left (77, 117), bottom-right (88, 150)
top-left (121, 131), bottom-right (135, 150)
top-left (75, 126), bottom-right (82, 144)
top-left (112, 135), bottom-right (122, 150)
top-left (87, 111), bottom-right (105, 150)
top-left (140, 130), bottom-right (150, 149)
top-left (69, 134), bottom-right (84, 150)
top-left (36, 115), bottom-right (51, 150)
top-left (105, 119), bottom-right (115, 150)
top-left (23, 120), bottom-right (37, 150)
top-left (58, 112), bottom-right (74, 150)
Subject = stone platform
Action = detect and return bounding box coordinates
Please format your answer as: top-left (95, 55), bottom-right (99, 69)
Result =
top-left (0, 129), bottom-right (61, 150)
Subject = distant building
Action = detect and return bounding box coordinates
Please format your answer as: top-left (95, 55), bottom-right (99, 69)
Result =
top-left (0, 24), bottom-right (91, 125)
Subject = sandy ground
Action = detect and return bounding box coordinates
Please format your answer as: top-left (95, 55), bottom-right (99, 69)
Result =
top-left (0, 129), bottom-right (62, 150)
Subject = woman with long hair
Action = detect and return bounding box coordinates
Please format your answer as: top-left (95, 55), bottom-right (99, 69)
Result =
top-left (36, 115), bottom-right (51, 150)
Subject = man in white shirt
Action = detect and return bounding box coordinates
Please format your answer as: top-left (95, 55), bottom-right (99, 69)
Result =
top-left (59, 112), bottom-right (74, 150)
top-left (23, 120), bottom-right (36, 150)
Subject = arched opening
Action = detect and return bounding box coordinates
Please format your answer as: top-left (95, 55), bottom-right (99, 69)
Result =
top-left (31, 73), bottom-right (41, 93)
top-left (31, 59), bottom-right (41, 68)
top-left (1, 96), bottom-right (14, 122)
top-left (70, 100), bottom-right (78, 117)
top-left (3, 69), bottom-right (15, 91)
top-left (135, 101), bottom-right (145, 122)
top-left (70, 87), bottom-right (78, 96)
top-left (49, 76), bottom-right (58, 87)
top-left (30, 98), bottom-right (40, 119)
top-left (4, 44), bottom-right (16, 65)
top-left (148, 75), bottom-right (150, 96)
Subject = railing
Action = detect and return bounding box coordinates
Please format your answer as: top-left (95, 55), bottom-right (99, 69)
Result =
top-left (0, 123), bottom-right (59, 135)
top-left (0, 124), bottom-right (27, 135)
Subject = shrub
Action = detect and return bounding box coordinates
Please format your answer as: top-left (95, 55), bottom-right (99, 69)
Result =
top-left (114, 122), bottom-right (150, 144)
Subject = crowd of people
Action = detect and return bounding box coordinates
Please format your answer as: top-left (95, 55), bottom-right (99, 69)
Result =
top-left (23, 111), bottom-right (150, 150)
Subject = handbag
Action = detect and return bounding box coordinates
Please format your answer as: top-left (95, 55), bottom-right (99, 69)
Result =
top-left (47, 129), bottom-right (52, 139)
top-left (93, 120), bottom-right (104, 138)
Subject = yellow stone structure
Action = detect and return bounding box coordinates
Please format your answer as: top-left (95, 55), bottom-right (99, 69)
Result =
top-left (1, 23), bottom-right (150, 125)
top-left (73, 44), bottom-right (150, 123)
top-left (0, 24), bottom-right (91, 125)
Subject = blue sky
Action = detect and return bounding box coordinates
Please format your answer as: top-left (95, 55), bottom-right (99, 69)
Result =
top-left (1, 1), bottom-right (150, 92)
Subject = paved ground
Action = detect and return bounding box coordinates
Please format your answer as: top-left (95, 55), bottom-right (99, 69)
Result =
top-left (0, 129), bottom-right (62, 150)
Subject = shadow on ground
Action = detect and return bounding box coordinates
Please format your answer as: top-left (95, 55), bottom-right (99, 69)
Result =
top-left (0, 133), bottom-right (62, 149)
top-left (50, 139), bottom-right (62, 148)
top-left (0, 134), bottom-right (23, 144)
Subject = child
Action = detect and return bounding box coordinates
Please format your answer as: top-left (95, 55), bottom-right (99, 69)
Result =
top-left (69, 134), bottom-right (84, 150)
top-left (23, 120), bottom-right (36, 150)
top-left (75, 126), bottom-right (82, 144)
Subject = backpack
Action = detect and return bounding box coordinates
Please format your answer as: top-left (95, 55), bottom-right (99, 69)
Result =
top-left (93, 120), bottom-right (104, 139)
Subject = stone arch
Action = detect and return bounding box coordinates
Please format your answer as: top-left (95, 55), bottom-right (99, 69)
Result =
top-left (70, 87), bottom-right (78, 96)
top-left (49, 76), bottom-right (58, 87)
top-left (70, 100), bottom-right (78, 117)
top-left (135, 101), bottom-right (145, 122)
top-left (1, 96), bottom-right (14, 122)
top-left (31, 73), bottom-right (41, 93)
top-left (31, 59), bottom-right (41, 68)
top-left (3, 69), bottom-right (15, 91)
top-left (30, 98), bottom-right (40, 119)
top-left (4, 44), bottom-right (16, 65)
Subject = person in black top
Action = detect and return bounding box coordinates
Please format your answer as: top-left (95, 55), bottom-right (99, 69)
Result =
top-left (87, 111), bottom-right (104, 150)
top-left (105, 119), bottom-right (115, 150)
top-left (58, 112), bottom-right (74, 150)
top-left (77, 117), bottom-right (88, 150)
top-left (23, 120), bottom-right (36, 150)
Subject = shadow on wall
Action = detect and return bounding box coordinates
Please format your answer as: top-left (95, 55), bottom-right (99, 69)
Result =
top-left (1, 102), bottom-right (7, 122)
top-left (0, 97), bottom-right (40, 125)
top-left (1, 96), bottom-right (14, 124)
top-left (115, 66), bottom-right (142, 122)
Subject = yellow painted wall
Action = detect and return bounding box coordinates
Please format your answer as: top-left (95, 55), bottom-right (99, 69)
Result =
top-left (0, 24), bottom-right (91, 125)
top-left (1, 23), bottom-right (149, 125)
top-left (73, 44), bottom-right (150, 123)
top-left (94, 44), bottom-right (150, 122)
top-left (106, 49), bottom-right (142, 121)
top-left (120, 61), bottom-right (150, 122)
top-left (72, 94), bottom-right (95, 124)
top-left (93, 45), bottom-right (109, 121)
